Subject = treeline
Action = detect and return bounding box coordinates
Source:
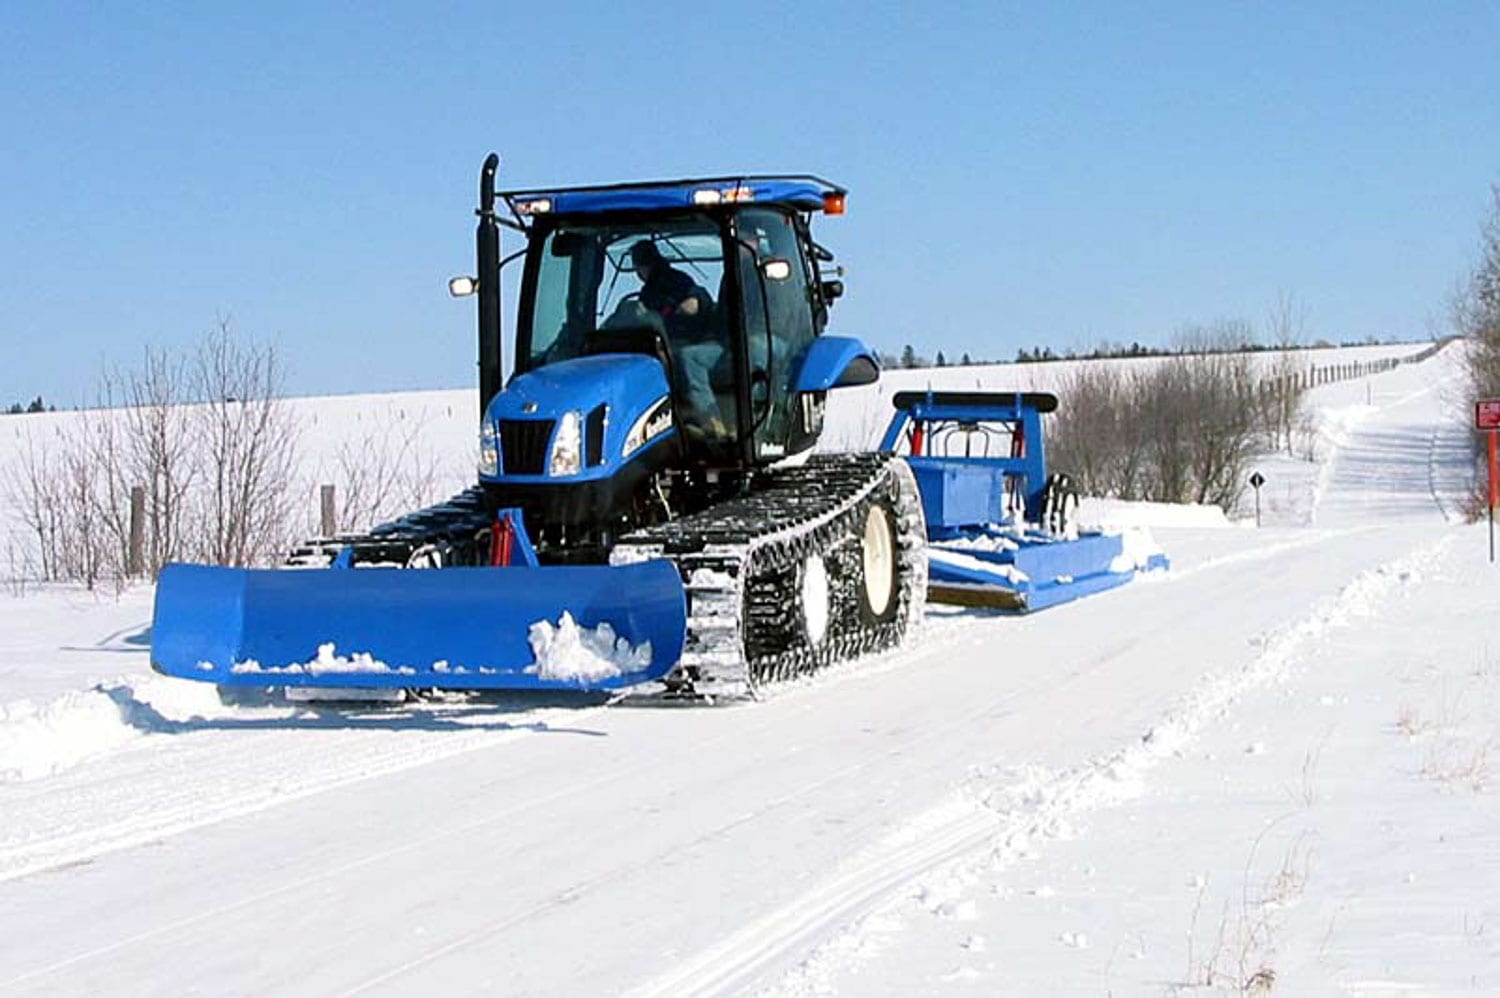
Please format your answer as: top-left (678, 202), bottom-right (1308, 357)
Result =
top-left (1047, 347), bottom-right (1300, 509)
top-left (4, 396), bottom-right (55, 415)
top-left (880, 333), bottom-right (1425, 370)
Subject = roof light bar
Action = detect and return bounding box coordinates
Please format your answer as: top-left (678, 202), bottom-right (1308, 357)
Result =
top-left (693, 186), bottom-right (757, 206)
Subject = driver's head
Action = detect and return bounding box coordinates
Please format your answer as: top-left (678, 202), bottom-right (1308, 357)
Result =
top-left (630, 240), bottom-right (663, 279)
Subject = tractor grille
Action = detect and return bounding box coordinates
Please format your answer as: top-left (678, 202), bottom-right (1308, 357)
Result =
top-left (499, 419), bottom-right (555, 475)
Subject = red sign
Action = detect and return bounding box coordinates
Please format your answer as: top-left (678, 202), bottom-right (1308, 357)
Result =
top-left (1478, 399), bottom-right (1500, 431)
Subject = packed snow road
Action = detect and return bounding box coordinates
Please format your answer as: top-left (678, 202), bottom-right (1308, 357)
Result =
top-left (0, 347), bottom-right (1477, 996)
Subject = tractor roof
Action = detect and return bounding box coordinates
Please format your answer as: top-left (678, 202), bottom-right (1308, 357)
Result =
top-left (892, 391), bottom-right (1060, 416)
top-left (499, 175), bottom-right (846, 221)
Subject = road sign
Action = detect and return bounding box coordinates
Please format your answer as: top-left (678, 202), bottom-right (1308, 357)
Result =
top-left (1477, 399), bottom-right (1500, 431)
top-left (1480, 404), bottom-right (1500, 564)
top-left (1248, 471), bottom-right (1265, 489)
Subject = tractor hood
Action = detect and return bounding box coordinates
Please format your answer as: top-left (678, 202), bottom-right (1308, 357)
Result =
top-left (483, 353), bottom-right (676, 483)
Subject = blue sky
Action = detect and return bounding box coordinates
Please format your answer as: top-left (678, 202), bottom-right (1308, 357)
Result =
top-left (2, 2), bottom-right (1497, 406)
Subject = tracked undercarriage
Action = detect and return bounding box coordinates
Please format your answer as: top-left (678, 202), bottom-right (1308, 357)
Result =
top-left (614, 453), bottom-right (926, 698)
top-left (284, 453), bottom-right (926, 699)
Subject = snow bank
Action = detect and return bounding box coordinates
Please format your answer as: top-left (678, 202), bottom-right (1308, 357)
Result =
top-left (1108, 526), bottom-right (1166, 573)
top-left (0, 676), bottom-right (221, 783)
top-left (526, 612), bottom-right (652, 684)
top-left (1079, 497), bottom-right (1233, 531)
top-left (754, 535), bottom-right (1450, 998)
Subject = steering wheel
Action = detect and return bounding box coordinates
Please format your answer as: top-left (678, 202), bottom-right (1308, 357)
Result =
top-left (602, 294), bottom-right (667, 335)
top-left (587, 299), bottom-right (673, 370)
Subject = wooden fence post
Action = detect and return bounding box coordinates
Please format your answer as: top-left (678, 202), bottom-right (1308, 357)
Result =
top-left (321, 484), bottom-right (336, 538)
top-left (128, 485), bottom-right (146, 577)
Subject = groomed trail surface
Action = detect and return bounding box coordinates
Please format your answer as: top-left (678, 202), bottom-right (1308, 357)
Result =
top-left (0, 345), bottom-right (1488, 996)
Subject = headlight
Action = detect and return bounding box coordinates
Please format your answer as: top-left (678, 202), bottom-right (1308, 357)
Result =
top-left (623, 395), bottom-right (673, 459)
top-left (479, 420), bottom-right (499, 477)
top-left (549, 410), bottom-right (582, 477)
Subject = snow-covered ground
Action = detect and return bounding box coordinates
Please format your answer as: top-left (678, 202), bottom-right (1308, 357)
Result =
top-left (1, 341), bottom-right (1493, 996)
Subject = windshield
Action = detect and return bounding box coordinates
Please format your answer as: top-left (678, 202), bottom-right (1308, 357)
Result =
top-left (523, 216), bottom-right (726, 369)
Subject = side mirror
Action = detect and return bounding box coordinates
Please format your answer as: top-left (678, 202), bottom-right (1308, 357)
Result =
top-left (762, 258), bottom-right (793, 281)
top-left (449, 276), bottom-right (478, 298)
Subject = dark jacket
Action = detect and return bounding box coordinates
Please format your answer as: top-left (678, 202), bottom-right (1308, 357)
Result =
top-left (641, 265), bottom-right (711, 338)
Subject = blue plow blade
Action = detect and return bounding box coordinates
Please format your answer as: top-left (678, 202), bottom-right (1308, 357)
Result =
top-left (150, 561), bottom-right (688, 691)
top-left (927, 533), bottom-right (1168, 612)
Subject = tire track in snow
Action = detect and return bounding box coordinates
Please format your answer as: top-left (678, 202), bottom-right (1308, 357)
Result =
top-left (2, 663), bottom-right (954, 991)
top-left (3, 691), bottom-right (806, 989)
top-left (0, 699), bottom-right (614, 884)
top-left (622, 534), bottom-right (1454, 998)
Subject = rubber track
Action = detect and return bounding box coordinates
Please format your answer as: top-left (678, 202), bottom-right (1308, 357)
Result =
top-left (284, 488), bottom-right (495, 567)
top-left (612, 453), bottom-right (927, 698)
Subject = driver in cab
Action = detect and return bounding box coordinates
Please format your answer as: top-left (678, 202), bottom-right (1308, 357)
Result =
top-left (630, 240), bottom-right (710, 337)
top-left (629, 240), bottom-right (726, 441)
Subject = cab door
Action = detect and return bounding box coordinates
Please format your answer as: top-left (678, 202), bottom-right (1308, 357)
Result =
top-left (733, 208), bottom-right (819, 460)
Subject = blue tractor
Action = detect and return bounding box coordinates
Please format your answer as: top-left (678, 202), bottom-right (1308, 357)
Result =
top-left (151, 154), bottom-right (928, 699)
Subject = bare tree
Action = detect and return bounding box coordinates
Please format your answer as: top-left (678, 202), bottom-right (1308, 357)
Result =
top-left (3, 429), bottom-right (66, 581)
top-left (1050, 333), bottom-right (1259, 510)
top-left (1457, 187), bottom-right (1500, 419)
top-left (96, 348), bottom-right (198, 575)
top-left (190, 322), bottom-right (301, 567)
top-left (1260, 292), bottom-right (1310, 454)
top-left (329, 411), bottom-right (443, 533)
top-left (55, 424), bottom-right (109, 589)
top-left (1050, 362), bottom-right (1145, 498)
top-left (3, 324), bottom-right (303, 588)
top-left (3, 416), bottom-right (121, 589)
top-left (1179, 350), bottom-right (1258, 507)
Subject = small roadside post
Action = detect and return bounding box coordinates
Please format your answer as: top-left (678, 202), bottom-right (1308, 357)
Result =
top-left (1249, 471), bottom-right (1265, 527)
top-left (1478, 400), bottom-right (1500, 563)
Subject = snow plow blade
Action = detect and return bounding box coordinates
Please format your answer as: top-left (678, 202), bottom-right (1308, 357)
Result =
top-left (150, 561), bottom-right (688, 691)
top-left (927, 534), bottom-right (1168, 613)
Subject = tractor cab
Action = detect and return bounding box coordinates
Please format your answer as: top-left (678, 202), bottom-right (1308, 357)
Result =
top-left (493, 177), bottom-right (862, 467)
top-left (456, 161), bottom-right (882, 560)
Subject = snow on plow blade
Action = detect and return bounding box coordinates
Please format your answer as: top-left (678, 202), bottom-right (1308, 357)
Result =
top-left (150, 561), bottom-right (688, 691)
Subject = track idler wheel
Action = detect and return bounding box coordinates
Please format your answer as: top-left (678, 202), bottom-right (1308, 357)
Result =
top-left (858, 501), bottom-right (900, 625)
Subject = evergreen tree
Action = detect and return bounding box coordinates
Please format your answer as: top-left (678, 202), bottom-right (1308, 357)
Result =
top-left (961, 352), bottom-right (972, 365)
top-left (935, 350), bottom-right (947, 367)
top-left (26, 396), bottom-right (44, 413)
top-left (900, 344), bottom-right (918, 368)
